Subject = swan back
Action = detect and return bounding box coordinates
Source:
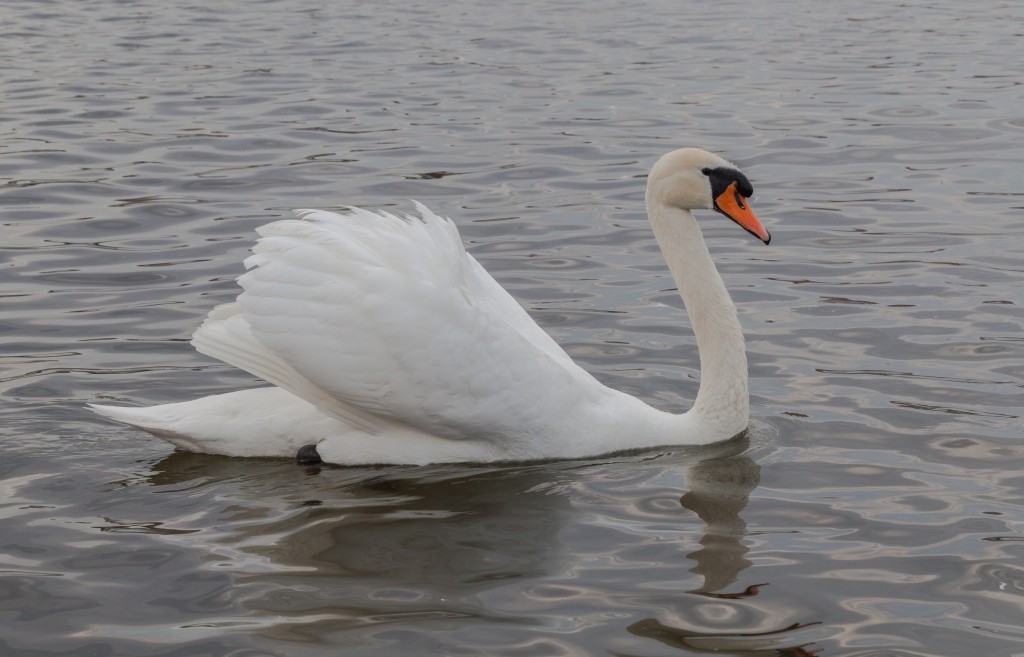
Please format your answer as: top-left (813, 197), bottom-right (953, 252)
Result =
top-left (193, 204), bottom-right (643, 458)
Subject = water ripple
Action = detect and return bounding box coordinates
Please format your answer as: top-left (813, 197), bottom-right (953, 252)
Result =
top-left (2, 0), bottom-right (1023, 655)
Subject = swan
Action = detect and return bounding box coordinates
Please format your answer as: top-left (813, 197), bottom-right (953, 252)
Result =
top-left (90, 148), bottom-right (770, 465)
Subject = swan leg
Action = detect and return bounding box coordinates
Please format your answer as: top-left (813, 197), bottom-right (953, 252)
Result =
top-left (296, 444), bottom-right (323, 465)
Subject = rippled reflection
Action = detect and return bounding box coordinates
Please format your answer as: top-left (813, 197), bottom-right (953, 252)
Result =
top-left (56, 442), bottom-right (827, 655)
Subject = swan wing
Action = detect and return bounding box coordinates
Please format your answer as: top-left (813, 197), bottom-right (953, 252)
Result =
top-left (191, 302), bottom-right (387, 434)
top-left (198, 204), bottom-right (606, 447)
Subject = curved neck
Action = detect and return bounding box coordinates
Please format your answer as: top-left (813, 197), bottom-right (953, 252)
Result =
top-left (645, 197), bottom-right (749, 435)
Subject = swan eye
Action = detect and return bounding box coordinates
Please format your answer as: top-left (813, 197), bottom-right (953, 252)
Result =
top-left (701, 168), bottom-right (712, 176)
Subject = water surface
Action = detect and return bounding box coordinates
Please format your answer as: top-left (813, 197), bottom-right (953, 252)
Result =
top-left (2, 0), bottom-right (1023, 655)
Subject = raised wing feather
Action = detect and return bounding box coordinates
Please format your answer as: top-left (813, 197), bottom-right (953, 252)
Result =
top-left (201, 204), bottom-right (608, 447)
top-left (191, 302), bottom-right (386, 433)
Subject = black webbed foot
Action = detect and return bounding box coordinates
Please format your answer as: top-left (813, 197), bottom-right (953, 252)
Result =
top-left (296, 444), bottom-right (323, 465)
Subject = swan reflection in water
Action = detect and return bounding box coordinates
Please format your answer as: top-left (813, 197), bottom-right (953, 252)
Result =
top-left (635, 451), bottom-right (824, 656)
top-left (137, 439), bottom-right (824, 654)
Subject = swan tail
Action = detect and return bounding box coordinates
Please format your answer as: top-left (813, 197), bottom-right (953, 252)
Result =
top-left (88, 402), bottom-right (205, 451)
top-left (88, 389), bottom-right (346, 458)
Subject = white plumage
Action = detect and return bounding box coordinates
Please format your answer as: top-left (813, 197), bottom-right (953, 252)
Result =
top-left (91, 148), bottom-right (771, 465)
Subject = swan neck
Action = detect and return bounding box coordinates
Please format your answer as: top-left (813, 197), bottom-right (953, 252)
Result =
top-left (645, 197), bottom-right (749, 434)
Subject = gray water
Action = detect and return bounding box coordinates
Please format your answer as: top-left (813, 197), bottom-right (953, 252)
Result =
top-left (2, 0), bottom-right (1023, 655)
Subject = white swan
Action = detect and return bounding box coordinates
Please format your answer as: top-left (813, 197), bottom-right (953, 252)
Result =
top-left (90, 148), bottom-right (770, 465)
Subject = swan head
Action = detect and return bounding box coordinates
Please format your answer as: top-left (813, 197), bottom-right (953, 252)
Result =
top-left (647, 148), bottom-right (771, 244)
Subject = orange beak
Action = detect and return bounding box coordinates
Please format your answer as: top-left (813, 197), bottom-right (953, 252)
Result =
top-left (713, 181), bottom-right (771, 245)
